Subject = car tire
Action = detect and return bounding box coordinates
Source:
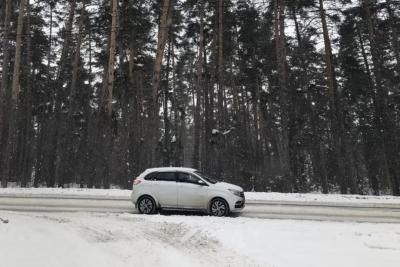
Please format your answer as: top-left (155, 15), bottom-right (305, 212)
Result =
top-left (209, 198), bottom-right (229, 217)
top-left (137, 196), bottom-right (156, 215)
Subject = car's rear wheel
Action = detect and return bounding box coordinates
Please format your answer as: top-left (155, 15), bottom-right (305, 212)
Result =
top-left (138, 196), bottom-right (156, 214)
top-left (210, 198), bottom-right (229, 217)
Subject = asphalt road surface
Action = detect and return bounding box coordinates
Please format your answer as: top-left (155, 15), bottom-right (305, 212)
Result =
top-left (1, 195), bottom-right (400, 223)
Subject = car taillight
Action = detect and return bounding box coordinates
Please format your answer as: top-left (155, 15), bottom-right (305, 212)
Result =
top-left (133, 178), bottom-right (142, 185)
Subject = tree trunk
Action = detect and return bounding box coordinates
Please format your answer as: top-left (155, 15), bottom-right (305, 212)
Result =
top-left (1, 0), bottom-right (26, 187)
top-left (69, 2), bottom-right (86, 118)
top-left (319, 0), bottom-right (347, 193)
top-left (53, 0), bottom-right (77, 187)
top-left (95, 0), bottom-right (119, 188)
top-left (356, 23), bottom-right (387, 195)
top-left (292, 7), bottom-right (328, 193)
top-left (150, 0), bottom-right (174, 166)
top-left (217, 0), bottom-right (225, 130)
top-left (163, 40), bottom-right (172, 166)
top-left (203, 29), bottom-right (214, 173)
top-left (192, 0), bottom-right (205, 169)
top-left (274, 0), bottom-right (293, 192)
top-left (63, 1), bottom-right (87, 183)
top-left (363, 0), bottom-right (399, 195)
top-left (215, 0), bottom-right (225, 177)
top-left (20, 0), bottom-right (33, 187)
top-left (100, 0), bottom-right (118, 117)
top-left (0, 0), bottom-right (12, 144)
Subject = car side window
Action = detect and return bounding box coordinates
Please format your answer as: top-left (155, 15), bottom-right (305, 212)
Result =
top-left (156, 172), bottom-right (176, 182)
top-left (178, 172), bottom-right (201, 184)
top-left (144, 172), bottom-right (158, 181)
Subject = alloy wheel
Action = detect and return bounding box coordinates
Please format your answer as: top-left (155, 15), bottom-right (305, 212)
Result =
top-left (211, 199), bottom-right (227, 216)
top-left (139, 198), bottom-right (154, 214)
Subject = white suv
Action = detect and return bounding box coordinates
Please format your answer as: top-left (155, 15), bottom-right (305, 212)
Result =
top-left (131, 167), bottom-right (245, 216)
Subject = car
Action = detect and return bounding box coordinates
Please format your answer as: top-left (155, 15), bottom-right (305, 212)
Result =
top-left (130, 167), bottom-right (245, 216)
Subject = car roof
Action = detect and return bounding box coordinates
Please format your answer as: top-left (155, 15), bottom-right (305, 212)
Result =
top-left (140, 167), bottom-right (197, 176)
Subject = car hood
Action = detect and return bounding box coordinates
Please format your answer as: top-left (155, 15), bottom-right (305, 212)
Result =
top-left (213, 182), bottom-right (243, 192)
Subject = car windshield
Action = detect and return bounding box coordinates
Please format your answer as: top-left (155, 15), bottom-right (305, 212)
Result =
top-left (194, 171), bottom-right (218, 184)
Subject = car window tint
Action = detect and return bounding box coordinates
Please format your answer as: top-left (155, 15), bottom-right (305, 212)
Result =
top-left (156, 172), bottom-right (176, 182)
top-left (189, 175), bottom-right (201, 183)
top-left (144, 172), bottom-right (157, 180)
top-left (178, 172), bottom-right (190, 182)
top-left (178, 172), bottom-right (200, 184)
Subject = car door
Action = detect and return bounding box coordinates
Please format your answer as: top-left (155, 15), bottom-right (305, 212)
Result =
top-left (154, 172), bottom-right (178, 208)
top-left (177, 172), bottom-right (209, 209)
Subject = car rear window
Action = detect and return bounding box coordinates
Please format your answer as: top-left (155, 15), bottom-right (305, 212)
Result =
top-left (144, 172), bottom-right (157, 180)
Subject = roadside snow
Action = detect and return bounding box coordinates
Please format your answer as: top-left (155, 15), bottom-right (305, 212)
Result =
top-left (0, 188), bottom-right (131, 199)
top-left (0, 211), bottom-right (256, 267)
top-left (144, 214), bottom-right (400, 267)
top-left (0, 211), bottom-right (399, 267)
top-left (1, 187), bottom-right (400, 205)
top-left (245, 192), bottom-right (400, 204)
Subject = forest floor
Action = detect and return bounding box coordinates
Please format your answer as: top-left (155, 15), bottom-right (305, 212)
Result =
top-left (0, 210), bottom-right (400, 267)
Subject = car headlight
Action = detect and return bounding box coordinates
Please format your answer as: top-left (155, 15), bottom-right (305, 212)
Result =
top-left (228, 189), bottom-right (241, 197)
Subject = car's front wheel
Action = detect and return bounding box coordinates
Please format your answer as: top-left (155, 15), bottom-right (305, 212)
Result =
top-left (138, 196), bottom-right (156, 214)
top-left (210, 198), bottom-right (229, 217)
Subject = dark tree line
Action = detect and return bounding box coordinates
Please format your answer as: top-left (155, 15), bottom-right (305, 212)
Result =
top-left (0, 0), bottom-right (399, 195)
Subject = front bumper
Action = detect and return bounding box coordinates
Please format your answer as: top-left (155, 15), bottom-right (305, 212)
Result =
top-left (231, 192), bottom-right (245, 211)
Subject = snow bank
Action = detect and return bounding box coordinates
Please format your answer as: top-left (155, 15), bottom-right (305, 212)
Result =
top-left (0, 212), bottom-right (256, 267)
top-left (0, 188), bottom-right (131, 199)
top-left (245, 192), bottom-right (400, 204)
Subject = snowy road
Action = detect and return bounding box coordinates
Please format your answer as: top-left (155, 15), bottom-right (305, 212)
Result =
top-left (1, 195), bottom-right (400, 223)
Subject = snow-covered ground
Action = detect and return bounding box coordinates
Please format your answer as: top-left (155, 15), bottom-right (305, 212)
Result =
top-left (245, 192), bottom-right (400, 204)
top-left (0, 187), bottom-right (132, 199)
top-left (0, 211), bottom-right (399, 267)
top-left (1, 187), bottom-right (400, 205)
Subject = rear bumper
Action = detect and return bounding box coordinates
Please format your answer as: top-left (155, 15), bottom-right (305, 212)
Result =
top-left (131, 191), bottom-right (138, 206)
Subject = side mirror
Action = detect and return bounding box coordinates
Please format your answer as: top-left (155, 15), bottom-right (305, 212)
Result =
top-left (197, 180), bottom-right (208, 186)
